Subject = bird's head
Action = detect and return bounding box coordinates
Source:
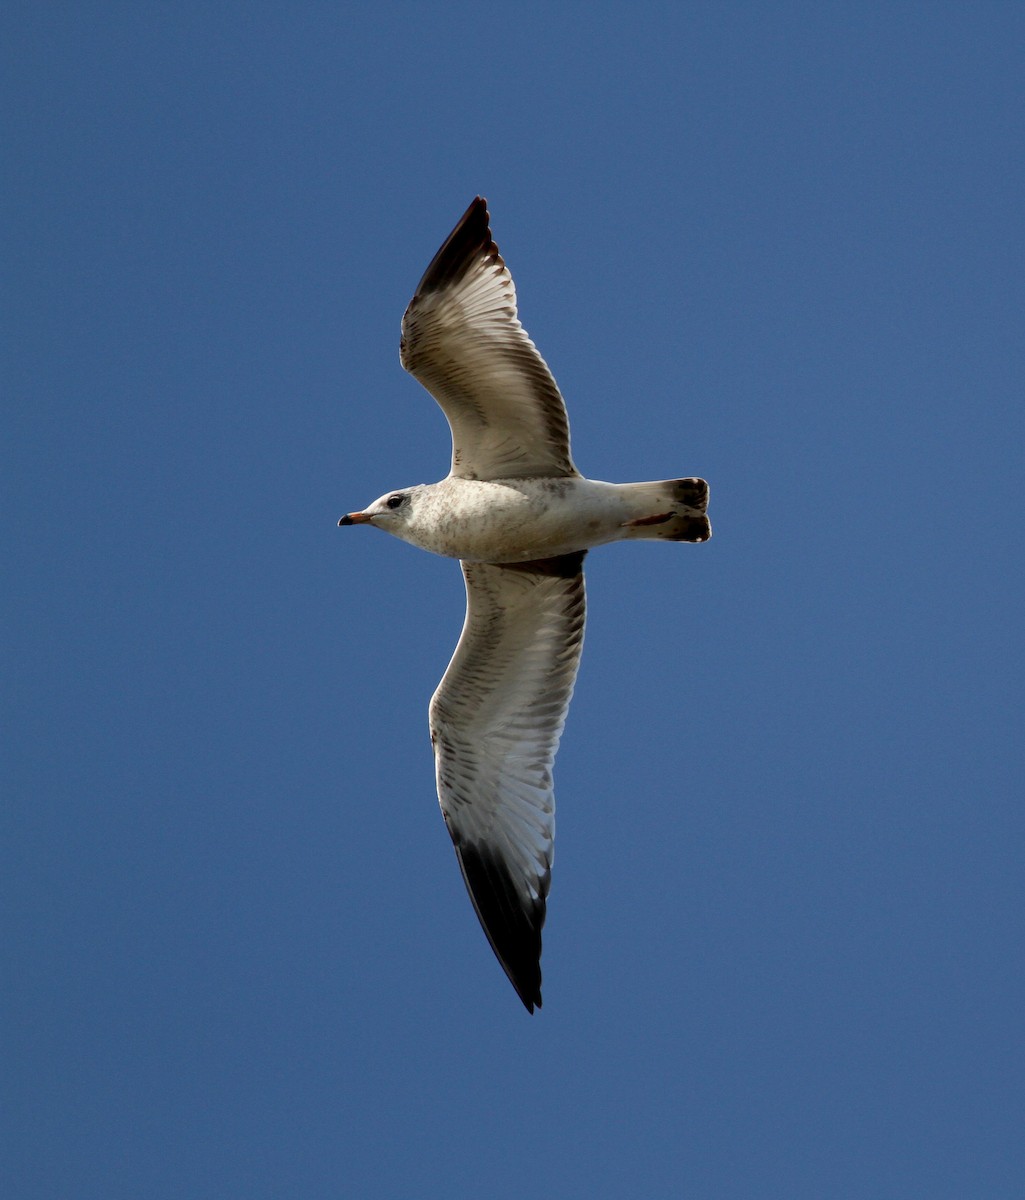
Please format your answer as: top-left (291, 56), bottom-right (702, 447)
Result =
top-left (338, 487), bottom-right (420, 533)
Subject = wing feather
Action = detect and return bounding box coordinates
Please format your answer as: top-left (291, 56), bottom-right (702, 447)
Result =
top-left (400, 198), bottom-right (579, 482)
top-left (429, 552), bottom-right (586, 1011)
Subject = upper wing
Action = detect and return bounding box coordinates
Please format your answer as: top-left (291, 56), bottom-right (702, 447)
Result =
top-left (429, 552), bottom-right (586, 1011)
top-left (400, 197), bottom-right (579, 482)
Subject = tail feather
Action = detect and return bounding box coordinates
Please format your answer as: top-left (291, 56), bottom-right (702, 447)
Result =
top-left (619, 478), bottom-right (711, 543)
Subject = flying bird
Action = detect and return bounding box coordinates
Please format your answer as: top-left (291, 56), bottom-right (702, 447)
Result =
top-left (339, 198), bottom-right (710, 1011)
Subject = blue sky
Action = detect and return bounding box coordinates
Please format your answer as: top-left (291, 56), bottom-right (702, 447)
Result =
top-left (4, 4), bottom-right (1023, 1197)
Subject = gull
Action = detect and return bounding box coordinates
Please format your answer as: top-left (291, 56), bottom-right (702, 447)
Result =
top-left (339, 198), bottom-right (710, 1011)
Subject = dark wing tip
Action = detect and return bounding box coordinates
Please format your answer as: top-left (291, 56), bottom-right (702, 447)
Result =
top-left (455, 839), bottom-right (547, 1013)
top-left (411, 196), bottom-right (498, 299)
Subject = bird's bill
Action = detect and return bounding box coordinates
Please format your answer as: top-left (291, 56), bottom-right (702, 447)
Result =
top-left (338, 511), bottom-right (373, 526)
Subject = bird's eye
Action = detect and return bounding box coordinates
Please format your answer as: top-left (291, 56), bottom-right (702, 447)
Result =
top-left (385, 494), bottom-right (405, 510)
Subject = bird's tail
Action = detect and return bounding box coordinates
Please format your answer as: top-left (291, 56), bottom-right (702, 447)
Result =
top-left (617, 477), bottom-right (711, 543)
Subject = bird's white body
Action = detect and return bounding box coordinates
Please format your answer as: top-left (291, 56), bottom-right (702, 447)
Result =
top-left (361, 475), bottom-right (704, 563)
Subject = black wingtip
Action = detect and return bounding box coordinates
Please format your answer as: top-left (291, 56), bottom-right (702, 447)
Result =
top-left (411, 197), bottom-right (497, 298)
top-left (454, 840), bottom-right (547, 1014)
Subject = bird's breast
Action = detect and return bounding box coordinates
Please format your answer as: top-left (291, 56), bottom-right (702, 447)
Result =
top-left (404, 478), bottom-right (625, 562)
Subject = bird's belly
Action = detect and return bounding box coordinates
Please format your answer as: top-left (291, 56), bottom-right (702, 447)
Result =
top-left (412, 479), bottom-right (626, 563)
